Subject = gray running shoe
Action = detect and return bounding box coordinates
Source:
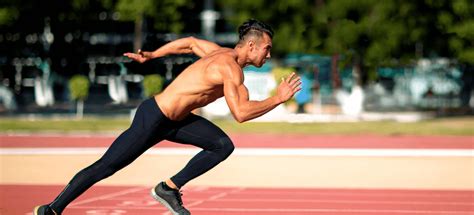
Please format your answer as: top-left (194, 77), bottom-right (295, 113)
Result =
top-left (33, 205), bottom-right (59, 215)
top-left (151, 182), bottom-right (191, 215)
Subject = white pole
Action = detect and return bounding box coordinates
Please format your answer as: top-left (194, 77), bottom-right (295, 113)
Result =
top-left (76, 100), bottom-right (84, 119)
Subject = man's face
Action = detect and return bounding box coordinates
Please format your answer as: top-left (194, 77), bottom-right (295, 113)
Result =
top-left (249, 33), bottom-right (272, 67)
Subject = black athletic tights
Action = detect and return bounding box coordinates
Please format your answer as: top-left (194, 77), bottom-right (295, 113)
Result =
top-left (49, 98), bottom-right (235, 213)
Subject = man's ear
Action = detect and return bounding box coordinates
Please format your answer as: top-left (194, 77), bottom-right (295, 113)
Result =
top-left (247, 40), bottom-right (255, 50)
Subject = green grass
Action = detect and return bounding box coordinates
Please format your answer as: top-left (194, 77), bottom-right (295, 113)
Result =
top-left (214, 118), bottom-right (474, 136)
top-left (0, 117), bottom-right (130, 133)
top-left (0, 116), bottom-right (473, 135)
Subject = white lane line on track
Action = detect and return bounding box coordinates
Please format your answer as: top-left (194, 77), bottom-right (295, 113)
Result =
top-left (212, 198), bottom-right (474, 205)
top-left (1, 147), bottom-right (473, 157)
top-left (108, 197), bottom-right (474, 205)
top-left (189, 208), bottom-right (474, 214)
top-left (63, 206), bottom-right (474, 214)
top-left (0, 133), bottom-right (118, 138)
top-left (68, 186), bottom-right (148, 207)
top-left (186, 187), bottom-right (245, 209)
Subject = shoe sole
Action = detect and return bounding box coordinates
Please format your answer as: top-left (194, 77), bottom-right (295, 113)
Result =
top-left (33, 206), bottom-right (40, 215)
top-left (150, 188), bottom-right (181, 215)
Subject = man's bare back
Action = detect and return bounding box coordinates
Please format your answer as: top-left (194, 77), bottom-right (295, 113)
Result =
top-left (155, 48), bottom-right (238, 120)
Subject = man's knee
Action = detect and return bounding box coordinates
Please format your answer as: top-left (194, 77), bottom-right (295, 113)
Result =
top-left (216, 137), bottom-right (235, 160)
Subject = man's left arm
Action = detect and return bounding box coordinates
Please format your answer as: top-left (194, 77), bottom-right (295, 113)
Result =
top-left (123, 37), bottom-right (220, 63)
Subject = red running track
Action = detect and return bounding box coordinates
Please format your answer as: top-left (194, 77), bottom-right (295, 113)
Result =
top-left (2, 184), bottom-right (473, 215)
top-left (1, 134), bottom-right (473, 214)
top-left (1, 134), bottom-right (473, 149)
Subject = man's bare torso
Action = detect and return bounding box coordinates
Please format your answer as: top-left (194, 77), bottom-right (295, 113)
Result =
top-left (155, 48), bottom-right (240, 120)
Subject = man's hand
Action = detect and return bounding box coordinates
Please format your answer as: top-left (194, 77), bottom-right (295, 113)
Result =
top-left (123, 49), bottom-right (151, 63)
top-left (276, 72), bottom-right (301, 103)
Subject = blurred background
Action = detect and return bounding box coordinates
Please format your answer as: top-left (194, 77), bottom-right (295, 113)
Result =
top-left (1, 2), bottom-right (473, 214)
top-left (0, 0), bottom-right (473, 121)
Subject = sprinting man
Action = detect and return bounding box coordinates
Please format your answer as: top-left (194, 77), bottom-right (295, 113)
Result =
top-left (34, 19), bottom-right (301, 215)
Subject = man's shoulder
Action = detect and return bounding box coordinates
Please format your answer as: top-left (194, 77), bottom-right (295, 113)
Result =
top-left (208, 50), bottom-right (240, 69)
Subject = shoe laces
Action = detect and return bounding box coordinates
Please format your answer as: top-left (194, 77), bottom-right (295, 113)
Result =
top-left (173, 190), bottom-right (184, 206)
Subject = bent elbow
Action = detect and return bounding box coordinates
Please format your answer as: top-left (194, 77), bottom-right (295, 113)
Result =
top-left (232, 112), bottom-right (247, 123)
top-left (234, 115), bottom-right (246, 123)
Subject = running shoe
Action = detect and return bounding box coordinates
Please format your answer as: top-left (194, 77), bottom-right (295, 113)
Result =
top-left (151, 182), bottom-right (191, 215)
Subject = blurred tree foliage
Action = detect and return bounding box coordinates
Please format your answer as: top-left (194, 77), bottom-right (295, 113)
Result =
top-left (0, 7), bottom-right (18, 25)
top-left (69, 74), bottom-right (90, 101)
top-left (112, 0), bottom-right (192, 51)
top-left (218, 0), bottom-right (473, 84)
top-left (69, 74), bottom-right (90, 119)
top-left (217, 0), bottom-right (319, 55)
top-left (0, 0), bottom-right (192, 32)
top-left (113, 0), bottom-right (192, 33)
top-left (1, 0), bottom-right (472, 84)
top-left (142, 74), bottom-right (164, 98)
top-left (0, 0), bottom-right (193, 56)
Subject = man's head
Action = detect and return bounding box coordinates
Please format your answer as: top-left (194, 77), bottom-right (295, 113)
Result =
top-left (237, 19), bottom-right (274, 67)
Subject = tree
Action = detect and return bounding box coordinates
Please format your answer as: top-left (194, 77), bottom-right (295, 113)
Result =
top-left (0, 6), bottom-right (18, 26)
top-left (443, 0), bottom-right (474, 64)
top-left (219, 0), bottom-right (473, 83)
top-left (321, 0), bottom-right (474, 80)
top-left (142, 74), bottom-right (164, 98)
top-left (69, 75), bottom-right (90, 119)
top-left (3, 0), bottom-right (472, 77)
top-left (217, 0), bottom-right (320, 56)
top-left (114, 0), bottom-right (192, 51)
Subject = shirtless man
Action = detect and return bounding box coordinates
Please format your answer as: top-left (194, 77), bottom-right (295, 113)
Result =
top-left (34, 19), bottom-right (301, 215)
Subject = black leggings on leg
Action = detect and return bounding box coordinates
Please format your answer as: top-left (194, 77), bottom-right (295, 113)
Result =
top-left (49, 98), bottom-right (234, 213)
top-left (167, 114), bottom-right (235, 188)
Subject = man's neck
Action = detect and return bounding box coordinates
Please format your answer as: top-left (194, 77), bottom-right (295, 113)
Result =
top-left (234, 46), bottom-right (250, 68)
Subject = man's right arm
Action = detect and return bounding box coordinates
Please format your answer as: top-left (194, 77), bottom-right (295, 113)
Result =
top-left (123, 37), bottom-right (220, 63)
top-left (222, 63), bottom-right (301, 123)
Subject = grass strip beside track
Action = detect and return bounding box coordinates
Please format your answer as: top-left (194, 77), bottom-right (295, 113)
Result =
top-left (0, 116), bottom-right (473, 135)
